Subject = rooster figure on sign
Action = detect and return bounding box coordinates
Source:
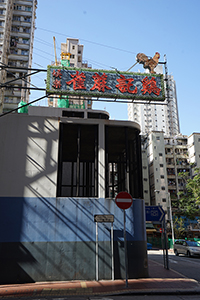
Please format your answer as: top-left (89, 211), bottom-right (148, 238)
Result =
top-left (136, 52), bottom-right (160, 74)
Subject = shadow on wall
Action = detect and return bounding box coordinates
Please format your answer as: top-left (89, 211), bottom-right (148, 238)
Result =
top-left (0, 116), bottom-right (59, 284)
top-left (0, 196), bottom-right (147, 283)
top-left (0, 115), bottom-right (147, 283)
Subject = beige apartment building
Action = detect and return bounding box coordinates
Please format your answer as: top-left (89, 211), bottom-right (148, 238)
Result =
top-left (48, 38), bottom-right (92, 109)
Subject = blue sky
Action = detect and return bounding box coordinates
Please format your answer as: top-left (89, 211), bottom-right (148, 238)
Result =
top-left (30, 0), bottom-right (200, 136)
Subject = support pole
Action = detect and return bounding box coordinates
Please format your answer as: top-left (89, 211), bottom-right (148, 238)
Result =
top-left (96, 222), bottom-right (98, 281)
top-left (123, 210), bottom-right (128, 288)
top-left (164, 217), bottom-right (169, 270)
top-left (111, 222), bottom-right (114, 280)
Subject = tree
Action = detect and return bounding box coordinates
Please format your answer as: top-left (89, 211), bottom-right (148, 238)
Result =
top-left (178, 167), bottom-right (200, 219)
top-left (173, 216), bottom-right (187, 239)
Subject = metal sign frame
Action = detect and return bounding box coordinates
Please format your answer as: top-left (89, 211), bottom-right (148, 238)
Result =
top-left (94, 214), bottom-right (114, 281)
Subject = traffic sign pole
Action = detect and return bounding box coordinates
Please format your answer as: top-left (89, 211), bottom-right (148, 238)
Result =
top-left (123, 210), bottom-right (128, 288)
top-left (115, 191), bottom-right (133, 288)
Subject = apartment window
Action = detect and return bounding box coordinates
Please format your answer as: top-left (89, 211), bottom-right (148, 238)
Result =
top-left (24, 16), bottom-right (31, 22)
top-left (25, 6), bottom-right (31, 11)
top-left (15, 5), bottom-right (22, 10)
top-left (0, 21), bottom-right (4, 26)
top-left (161, 186), bottom-right (165, 190)
top-left (0, 9), bottom-right (4, 15)
top-left (22, 38), bottom-right (29, 44)
top-left (13, 16), bottom-right (21, 21)
top-left (10, 49), bottom-right (18, 54)
top-left (71, 54), bottom-right (75, 59)
top-left (160, 175), bottom-right (164, 178)
top-left (21, 50), bottom-right (28, 55)
top-left (11, 26), bottom-right (20, 32)
top-left (159, 153), bottom-right (163, 156)
top-left (23, 28), bottom-right (30, 33)
top-left (160, 164), bottom-right (163, 167)
top-left (162, 198), bottom-right (166, 202)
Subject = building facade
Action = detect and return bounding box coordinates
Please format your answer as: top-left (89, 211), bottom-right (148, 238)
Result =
top-left (0, 0), bottom-right (37, 113)
top-left (144, 131), bottom-right (200, 213)
top-left (0, 106), bottom-right (148, 283)
top-left (188, 132), bottom-right (200, 175)
top-left (127, 65), bottom-right (180, 137)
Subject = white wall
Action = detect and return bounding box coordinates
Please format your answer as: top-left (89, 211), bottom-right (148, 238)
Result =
top-left (0, 114), bottom-right (59, 197)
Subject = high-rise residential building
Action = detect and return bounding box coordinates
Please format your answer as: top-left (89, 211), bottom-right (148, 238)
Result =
top-left (188, 133), bottom-right (200, 176)
top-left (144, 131), bottom-right (200, 237)
top-left (144, 131), bottom-right (200, 213)
top-left (0, 0), bottom-right (37, 113)
top-left (48, 38), bottom-right (92, 109)
top-left (127, 65), bottom-right (180, 137)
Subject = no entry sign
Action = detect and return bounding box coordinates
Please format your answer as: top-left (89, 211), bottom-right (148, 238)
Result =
top-left (115, 191), bottom-right (133, 210)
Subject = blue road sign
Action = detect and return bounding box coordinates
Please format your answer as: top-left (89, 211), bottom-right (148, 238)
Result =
top-left (145, 206), bottom-right (165, 222)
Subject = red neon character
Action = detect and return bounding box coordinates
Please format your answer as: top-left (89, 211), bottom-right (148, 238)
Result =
top-left (141, 76), bottom-right (161, 96)
top-left (52, 79), bottom-right (61, 89)
top-left (90, 73), bottom-right (111, 92)
top-left (66, 71), bottom-right (86, 90)
top-left (116, 74), bottom-right (137, 94)
top-left (52, 69), bottom-right (62, 79)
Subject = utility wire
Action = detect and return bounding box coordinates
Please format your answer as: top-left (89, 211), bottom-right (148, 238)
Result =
top-left (0, 62), bottom-right (39, 89)
top-left (0, 94), bottom-right (48, 118)
top-left (37, 27), bottom-right (137, 55)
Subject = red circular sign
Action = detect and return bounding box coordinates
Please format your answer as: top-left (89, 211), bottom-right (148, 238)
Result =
top-left (115, 191), bottom-right (133, 210)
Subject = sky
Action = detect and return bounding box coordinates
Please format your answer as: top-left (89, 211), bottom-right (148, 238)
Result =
top-left (30, 0), bottom-right (200, 136)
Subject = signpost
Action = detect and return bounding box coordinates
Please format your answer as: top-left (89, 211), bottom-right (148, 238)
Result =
top-left (94, 214), bottom-right (114, 281)
top-left (145, 205), bottom-right (165, 222)
top-left (115, 191), bottom-right (133, 288)
top-left (115, 191), bottom-right (133, 210)
top-left (145, 206), bottom-right (169, 269)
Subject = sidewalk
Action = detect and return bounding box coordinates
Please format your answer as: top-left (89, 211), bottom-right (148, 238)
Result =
top-left (0, 258), bottom-right (200, 298)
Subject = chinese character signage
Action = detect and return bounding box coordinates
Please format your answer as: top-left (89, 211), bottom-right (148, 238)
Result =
top-left (46, 66), bottom-right (165, 101)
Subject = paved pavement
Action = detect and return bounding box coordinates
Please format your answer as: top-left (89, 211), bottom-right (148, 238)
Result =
top-left (0, 252), bottom-right (200, 298)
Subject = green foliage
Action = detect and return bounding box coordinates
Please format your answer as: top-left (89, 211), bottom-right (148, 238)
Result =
top-left (18, 101), bottom-right (28, 113)
top-left (173, 216), bottom-right (187, 239)
top-left (178, 167), bottom-right (200, 219)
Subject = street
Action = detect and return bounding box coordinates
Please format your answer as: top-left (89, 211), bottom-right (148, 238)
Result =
top-left (3, 250), bottom-right (200, 300)
top-left (4, 293), bottom-right (200, 300)
top-left (148, 249), bottom-right (200, 283)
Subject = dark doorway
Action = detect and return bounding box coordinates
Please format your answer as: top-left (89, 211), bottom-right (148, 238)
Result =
top-left (105, 126), bottom-right (143, 198)
top-left (57, 123), bottom-right (98, 197)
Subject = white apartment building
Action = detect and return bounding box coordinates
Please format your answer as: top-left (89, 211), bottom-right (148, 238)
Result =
top-left (0, 0), bottom-right (37, 113)
top-left (144, 131), bottom-right (200, 216)
top-left (48, 38), bottom-right (92, 109)
top-left (127, 65), bottom-right (180, 137)
top-left (188, 133), bottom-right (200, 175)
